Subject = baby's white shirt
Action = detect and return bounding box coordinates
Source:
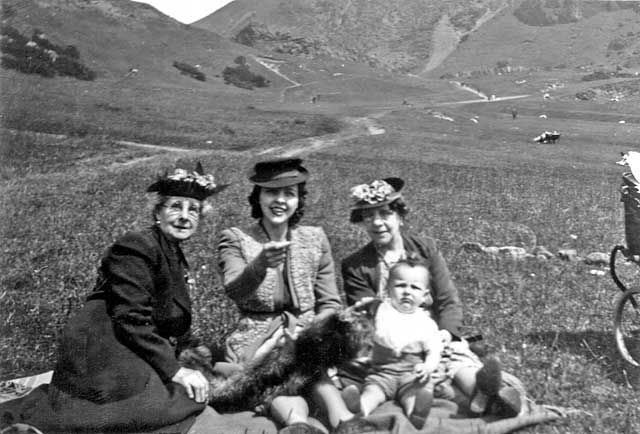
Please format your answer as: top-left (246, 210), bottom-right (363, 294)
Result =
top-left (374, 300), bottom-right (440, 356)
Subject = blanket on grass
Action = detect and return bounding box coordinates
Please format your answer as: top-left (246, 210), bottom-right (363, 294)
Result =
top-left (0, 372), bottom-right (563, 434)
top-left (198, 399), bottom-right (563, 434)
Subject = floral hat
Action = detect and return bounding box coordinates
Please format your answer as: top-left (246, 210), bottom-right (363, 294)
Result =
top-left (248, 158), bottom-right (309, 188)
top-left (147, 162), bottom-right (228, 200)
top-left (350, 177), bottom-right (404, 210)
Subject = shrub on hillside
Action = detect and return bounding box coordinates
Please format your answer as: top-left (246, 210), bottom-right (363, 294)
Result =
top-left (581, 71), bottom-right (611, 81)
top-left (222, 63), bottom-right (269, 90)
top-left (575, 89), bottom-right (595, 101)
top-left (310, 117), bottom-right (341, 135)
top-left (173, 61), bottom-right (206, 81)
top-left (1, 4), bottom-right (16, 19)
top-left (234, 25), bottom-right (259, 47)
top-left (0, 25), bottom-right (95, 80)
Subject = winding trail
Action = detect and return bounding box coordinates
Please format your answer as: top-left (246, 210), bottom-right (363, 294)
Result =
top-left (112, 114), bottom-right (388, 164)
top-left (264, 115), bottom-right (387, 157)
top-left (252, 56), bottom-right (305, 103)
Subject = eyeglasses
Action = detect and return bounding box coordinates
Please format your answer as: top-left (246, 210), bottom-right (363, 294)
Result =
top-left (361, 208), bottom-right (395, 222)
top-left (162, 201), bottom-right (201, 219)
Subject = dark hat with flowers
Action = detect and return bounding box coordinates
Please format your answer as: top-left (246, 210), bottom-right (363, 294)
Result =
top-left (350, 177), bottom-right (404, 210)
top-left (248, 158), bottom-right (309, 188)
top-left (147, 162), bottom-right (227, 200)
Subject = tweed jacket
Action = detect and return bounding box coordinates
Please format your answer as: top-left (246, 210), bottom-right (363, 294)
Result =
top-left (341, 232), bottom-right (463, 338)
top-left (218, 223), bottom-right (342, 362)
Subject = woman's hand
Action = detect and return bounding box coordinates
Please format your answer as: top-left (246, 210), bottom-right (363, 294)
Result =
top-left (171, 367), bottom-right (210, 403)
top-left (256, 241), bottom-right (291, 269)
top-left (251, 324), bottom-right (299, 364)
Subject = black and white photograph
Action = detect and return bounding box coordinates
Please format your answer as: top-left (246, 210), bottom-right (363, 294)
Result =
top-left (1, 1), bottom-right (639, 433)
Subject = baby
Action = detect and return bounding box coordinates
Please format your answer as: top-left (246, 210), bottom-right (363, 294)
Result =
top-left (342, 257), bottom-right (518, 429)
top-left (343, 257), bottom-right (442, 429)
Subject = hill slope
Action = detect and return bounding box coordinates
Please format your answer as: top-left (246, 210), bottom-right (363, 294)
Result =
top-left (194, 0), bottom-right (640, 75)
top-left (194, 0), bottom-right (510, 73)
top-left (1, 0), bottom-right (245, 81)
top-left (432, 0), bottom-right (640, 77)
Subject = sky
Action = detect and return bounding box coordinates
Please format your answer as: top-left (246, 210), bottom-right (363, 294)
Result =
top-left (131, 0), bottom-right (235, 24)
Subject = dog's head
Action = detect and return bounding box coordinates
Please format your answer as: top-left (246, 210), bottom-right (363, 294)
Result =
top-left (295, 301), bottom-right (376, 369)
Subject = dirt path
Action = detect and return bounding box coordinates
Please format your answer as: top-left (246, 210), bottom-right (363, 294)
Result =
top-left (113, 113), bottom-right (388, 164)
top-left (436, 94), bottom-right (531, 106)
top-left (253, 56), bottom-right (300, 86)
top-left (257, 114), bottom-right (387, 158)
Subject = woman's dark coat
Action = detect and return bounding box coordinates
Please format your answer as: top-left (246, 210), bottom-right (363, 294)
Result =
top-left (0, 226), bottom-right (204, 433)
top-left (341, 232), bottom-right (464, 337)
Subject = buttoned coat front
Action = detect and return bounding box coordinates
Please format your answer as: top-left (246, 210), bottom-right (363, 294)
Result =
top-left (1, 225), bottom-right (205, 433)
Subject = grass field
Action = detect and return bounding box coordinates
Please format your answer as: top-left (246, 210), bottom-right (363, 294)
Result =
top-left (2, 65), bottom-right (640, 434)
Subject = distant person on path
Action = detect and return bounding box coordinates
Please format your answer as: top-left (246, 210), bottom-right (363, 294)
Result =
top-left (511, 107), bottom-right (518, 120)
top-left (314, 177), bottom-right (524, 430)
top-left (0, 164), bottom-right (228, 433)
top-left (216, 158), bottom-right (342, 434)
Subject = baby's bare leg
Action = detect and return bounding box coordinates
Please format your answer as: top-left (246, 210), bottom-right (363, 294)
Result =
top-left (360, 384), bottom-right (386, 416)
top-left (399, 388), bottom-right (417, 416)
top-left (453, 366), bottom-right (479, 397)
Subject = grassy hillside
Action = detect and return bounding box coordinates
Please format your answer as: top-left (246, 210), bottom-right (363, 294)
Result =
top-left (0, 0), bottom-right (372, 148)
top-left (2, 100), bottom-right (639, 433)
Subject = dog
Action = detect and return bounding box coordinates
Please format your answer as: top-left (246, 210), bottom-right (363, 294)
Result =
top-left (179, 304), bottom-right (375, 412)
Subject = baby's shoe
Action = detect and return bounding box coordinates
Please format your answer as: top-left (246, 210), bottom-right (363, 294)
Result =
top-left (470, 355), bottom-right (502, 413)
top-left (341, 384), bottom-right (362, 414)
top-left (409, 387), bottom-right (433, 429)
top-left (493, 386), bottom-right (523, 418)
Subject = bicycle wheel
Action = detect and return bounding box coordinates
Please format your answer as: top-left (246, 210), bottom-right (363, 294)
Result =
top-left (614, 288), bottom-right (640, 367)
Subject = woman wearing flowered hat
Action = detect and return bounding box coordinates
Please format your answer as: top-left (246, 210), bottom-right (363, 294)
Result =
top-left (0, 164), bottom-right (226, 433)
top-left (217, 158), bottom-right (342, 434)
top-left (315, 177), bottom-right (525, 430)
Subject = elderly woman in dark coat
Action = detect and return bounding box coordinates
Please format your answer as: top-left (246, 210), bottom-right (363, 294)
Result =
top-left (0, 164), bottom-right (226, 433)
